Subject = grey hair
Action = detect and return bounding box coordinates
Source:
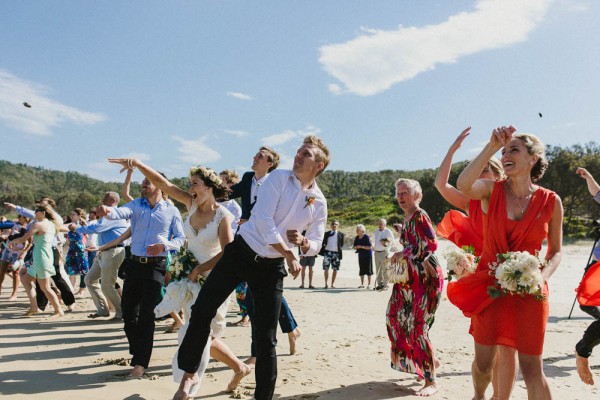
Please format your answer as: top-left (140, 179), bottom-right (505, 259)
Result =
top-left (395, 178), bottom-right (423, 203)
top-left (356, 224), bottom-right (366, 233)
top-left (378, 218), bottom-right (387, 225)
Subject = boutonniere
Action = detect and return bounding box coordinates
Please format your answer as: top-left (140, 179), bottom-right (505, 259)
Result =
top-left (304, 196), bottom-right (315, 208)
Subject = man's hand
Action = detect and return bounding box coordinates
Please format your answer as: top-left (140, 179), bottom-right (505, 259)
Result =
top-left (96, 205), bottom-right (111, 218)
top-left (146, 243), bottom-right (165, 256)
top-left (68, 223), bottom-right (78, 232)
top-left (4, 202), bottom-right (16, 211)
top-left (286, 229), bottom-right (304, 246)
top-left (286, 257), bottom-right (301, 279)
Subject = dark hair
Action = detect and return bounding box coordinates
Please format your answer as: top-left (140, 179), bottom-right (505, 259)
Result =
top-left (189, 165), bottom-right (232, 200)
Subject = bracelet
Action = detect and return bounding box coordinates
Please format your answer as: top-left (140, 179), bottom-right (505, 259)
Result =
top-left (127, 158), bottom-right (135, 170)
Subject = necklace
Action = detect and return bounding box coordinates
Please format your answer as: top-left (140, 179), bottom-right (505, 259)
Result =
top-left (507, 181), bottom-right (533, 214)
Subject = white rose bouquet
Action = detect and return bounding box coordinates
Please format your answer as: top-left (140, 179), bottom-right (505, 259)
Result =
top-left (168, 247), bottom-right (199, 282)
top-left (487, 251), bottom-right (546, 301)
top-left (445, 245), bottom-right (477, 281)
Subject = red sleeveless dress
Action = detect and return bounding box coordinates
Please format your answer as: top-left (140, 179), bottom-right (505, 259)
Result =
top-left (436, 199), bottom-right (484, 256)
top-left (447, 180), bottom-right (557, 355)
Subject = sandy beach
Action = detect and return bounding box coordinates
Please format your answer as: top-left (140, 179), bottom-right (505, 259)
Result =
top-left (1, 239), bottom-right (599, 400)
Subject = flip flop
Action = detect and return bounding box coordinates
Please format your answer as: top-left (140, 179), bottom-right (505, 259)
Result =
top-left (87, 313), bottom-right (109, 319)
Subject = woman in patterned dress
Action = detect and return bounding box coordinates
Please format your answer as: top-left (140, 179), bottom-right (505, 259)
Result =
top-left (64, 208), bottom-right (89, 291)
top-left (386, 178), bottom-right (444, 397)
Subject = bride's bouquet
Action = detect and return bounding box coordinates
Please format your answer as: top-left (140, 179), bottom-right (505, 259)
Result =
top-left (445, 245), bottom-right (477, 281)
top-left (487, 251), bottom-right (546, 301)
top-left (168, 247), bottom-right (199, 282)
top-left (387, 258), bottom-right (409, 284)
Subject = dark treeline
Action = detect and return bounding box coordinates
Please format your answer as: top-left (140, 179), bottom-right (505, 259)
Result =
top-left (1, 142), bottom-right (599, 237)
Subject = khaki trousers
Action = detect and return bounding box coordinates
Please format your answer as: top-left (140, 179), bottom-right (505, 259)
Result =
top-left (85, 247), bottom-right (125, 317)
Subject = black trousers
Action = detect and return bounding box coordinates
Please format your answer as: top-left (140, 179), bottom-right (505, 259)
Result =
top-left (178, 236), bottom-right (286, 400)
top-left (121, 258), bottom-right (166, 369)
top-left (36, 247), bottom-right (75, 310)
top-left (576, 318), bottom-right (600, 358)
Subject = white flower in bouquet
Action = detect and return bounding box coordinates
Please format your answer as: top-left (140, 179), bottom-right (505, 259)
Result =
top-left (488, 251), bottom-right (546, 301)
top-left (444, 245), bottom-right (477, 281)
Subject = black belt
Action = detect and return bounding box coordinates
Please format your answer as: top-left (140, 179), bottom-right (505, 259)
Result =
top-left (104, 244), bottom-right (125, 251)
top-left (236, 235), bottom-right (284, 265)
top-left (130, 255), bottom-right (166, 264)
top-left (375, 250), bottom-right (388, 253)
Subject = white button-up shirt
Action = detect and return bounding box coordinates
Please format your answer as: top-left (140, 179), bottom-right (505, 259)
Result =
top-left (239, 169), bottom-right (327, 258)
top-left (373, 227), bottom-right (394, 252)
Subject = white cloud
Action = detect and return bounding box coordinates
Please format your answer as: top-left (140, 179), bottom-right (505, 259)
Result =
top-left (261, 125), bottom-right (322, 147)
top-left (0, 69), bottom-right (106, 135)
top-left (173, 135), bottom-right (222, 164)
top-left (319, 0), bottom-right (551, 96)
top-left (223, 129), bottom-right (250, 137)
top-left (328, 83), bottom-right (343, 95)
top-left (227, 91), bottom-right (253, 101)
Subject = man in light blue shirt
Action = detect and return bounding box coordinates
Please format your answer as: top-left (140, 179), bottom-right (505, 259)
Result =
top-left (72, 192), bottom-right (129, 320)
top-left (98, 175), bottom-right (185, 378)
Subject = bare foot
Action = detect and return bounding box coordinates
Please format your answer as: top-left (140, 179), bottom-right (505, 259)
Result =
top-left (8, 294), bottom-right (18, 301)
top-left (25, 309), bottom-right (40, 317)
top-left (244, 356), bottom-right (256, 366)
top-left (48, 311), bottom-right (65, 318)
top-left (173, 372), bottom-right (200, 400)
top-left (416, 381), bottom-right (439, 396)
top-left (128, 364), bottom-right (145, 378)
top-left (226, 363), bottom-right (252, 392)
top-left (576, 353), bottom-right (595, 385)
top-left (434, 357), bottom-right (440, 369)
top-left (74, 288), bottom-right (86, 296)
top-left (288, 328), bottom-right (301, 355)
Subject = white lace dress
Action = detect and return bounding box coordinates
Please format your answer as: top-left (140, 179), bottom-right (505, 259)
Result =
top-left (172, 203), bottom-right (233, 392)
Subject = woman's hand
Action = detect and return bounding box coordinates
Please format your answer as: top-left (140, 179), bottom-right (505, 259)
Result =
top-left (108, 157), bottom-right (138, 173)
top-left (187, 267), bottom-right (201, 282)
top-left (489, 125), bottom-right (517, 151)
top-left (449, 127), bottom-right (471, 153)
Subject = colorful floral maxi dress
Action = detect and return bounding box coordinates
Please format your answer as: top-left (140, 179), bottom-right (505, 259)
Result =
top-left (386, 208), bottom-right (444, 381)
top-left (65, 231), bottom-right (89, 275)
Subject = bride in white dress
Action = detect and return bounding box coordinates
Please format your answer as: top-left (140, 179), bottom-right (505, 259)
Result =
top-left (109, 158), bottom-right (251, 397)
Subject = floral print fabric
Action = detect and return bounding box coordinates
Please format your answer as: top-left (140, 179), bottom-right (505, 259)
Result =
top-left (386, 208), bottom-right (443, 381)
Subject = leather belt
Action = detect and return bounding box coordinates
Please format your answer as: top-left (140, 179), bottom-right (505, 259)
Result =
top-left (130, 255), bottom-right (166, 264)
top-left (236, 235), bottom-right (284, 265)
top-left (104, 244), bottom-right (125, 251)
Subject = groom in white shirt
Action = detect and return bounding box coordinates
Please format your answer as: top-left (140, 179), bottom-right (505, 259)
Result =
top-left (174, 135), bottom-right (329, 400)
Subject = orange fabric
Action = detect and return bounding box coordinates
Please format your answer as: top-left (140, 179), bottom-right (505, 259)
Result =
top-left (577, 261), bottom-right (600, 306)
top-left (436, 200), bottom-right (484, 256)
top-left (447, 180), bottom-right (557, 355)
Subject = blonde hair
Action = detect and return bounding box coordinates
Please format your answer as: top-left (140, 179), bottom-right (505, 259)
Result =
top-left (259, 146), bottom-right (280, 172)
top-left (514, 133), bottom-right (548, 182)
top-left (303, 135), bottom-right (330, 175)
top-left (486, 156), bottom-right (505, 180)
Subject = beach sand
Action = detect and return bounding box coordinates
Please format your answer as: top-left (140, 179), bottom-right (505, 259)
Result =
top-left (1, 240), bottom-right (599, 399)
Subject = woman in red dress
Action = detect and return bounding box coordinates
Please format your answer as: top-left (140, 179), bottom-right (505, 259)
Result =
top-left (448, 126), bottom-right (563, 400)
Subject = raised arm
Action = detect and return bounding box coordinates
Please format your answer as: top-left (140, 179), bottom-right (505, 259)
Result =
top-left (457, 126), bottom-right (515, 201)
top-left (122, 168), bottom-right (135, 203)
top-left (108, 158), bottom-right (193, 209)
top-left (435, 127), bottom-right (471, 211)
top-left (576, 167), bottom-right (600, 199)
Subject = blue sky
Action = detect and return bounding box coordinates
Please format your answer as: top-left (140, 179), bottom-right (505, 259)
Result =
top-left (1, 0), bottom-right (598, 183)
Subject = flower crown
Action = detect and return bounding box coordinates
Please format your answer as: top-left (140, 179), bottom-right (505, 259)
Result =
top-left (189, 165), bottom-right (223, 187)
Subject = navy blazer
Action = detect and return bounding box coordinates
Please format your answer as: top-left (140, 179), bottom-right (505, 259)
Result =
top-left (319, 230), bottom-right (345, 259)
top-left (229, 171), bottom-right (255, 220)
